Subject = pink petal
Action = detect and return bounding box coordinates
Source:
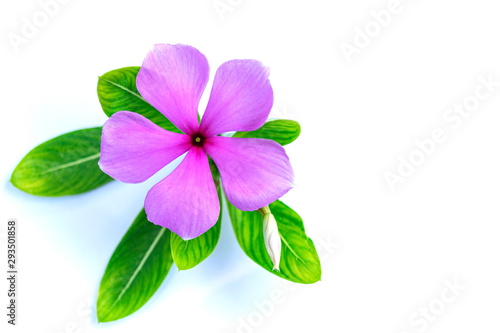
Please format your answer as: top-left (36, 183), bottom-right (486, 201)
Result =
top-left (136, 44), bottom-right (209, 135)
top-left (99, 111), bottom-right (191, 183)
top-left (199, 60), bottom-right (273, 137)
top-left (204, 136), bottom-right (293, 211)
top-left (144, 146), bottom-right (220, 240)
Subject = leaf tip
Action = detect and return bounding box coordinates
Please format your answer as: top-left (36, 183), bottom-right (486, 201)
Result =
top-left (295, 120), bottom-right (301, 134)
top-left (96, 312), bottom-right (105, 323)
top-left (176, 263), bottom-right (195, 271)
top-left (9, 172), bottom-right (26, 193)
top-left (96, 307), bottom-right (117, 323)
top-left (9, 173), bottom-right (16, 186)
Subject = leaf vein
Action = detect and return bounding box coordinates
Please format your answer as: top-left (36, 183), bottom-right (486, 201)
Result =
top-left (101, 78), bottom-right (145, 102)
top-left (41, 153), bottom-right (101, 174)
top-left (109, 228), bottom-right (166, 311)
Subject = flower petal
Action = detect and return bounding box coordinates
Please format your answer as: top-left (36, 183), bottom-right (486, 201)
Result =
top-left (136, 44), bottom-right (209, 135)
top-left (199, 60), bottom-right (273, 137)
top-left (145, 147), bottom-right (220, 240)
top-left (204, 136), bottom-right (293, 211)
top-left (262, 208), bottom-right (282, 271)
top-left (99, 111), bottom-right (191, 183)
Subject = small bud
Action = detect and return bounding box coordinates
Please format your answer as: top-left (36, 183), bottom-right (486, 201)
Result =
top-left (260, 206), bottom-right (281, 271)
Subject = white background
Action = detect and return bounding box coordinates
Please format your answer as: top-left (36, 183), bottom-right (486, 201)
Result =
top-left (1, 0), bottom-right (500, 332)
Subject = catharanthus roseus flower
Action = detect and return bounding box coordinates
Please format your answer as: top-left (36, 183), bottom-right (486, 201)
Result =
top-left (260, 206), bottom-right (281, 271)
top-left (99, 44), bottom-right (294, 240)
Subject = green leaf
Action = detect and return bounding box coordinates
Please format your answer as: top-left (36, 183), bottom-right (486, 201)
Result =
top-left (97, 66), bottom-right (180, 133)
top-left (10, 127), bottom-right (112, 196)
top-left (97, 209), bottom-right (173, 322)
top-left (170, 216), bottom-right (221, 270)
top-left (227, 199), bottom-right (321, 284)
top-left (232, 120), bottom-right (301, 145)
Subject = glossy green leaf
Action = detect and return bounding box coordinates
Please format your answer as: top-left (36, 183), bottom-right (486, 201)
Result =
top-left (97, 66), bottom-right (180, 133)
top-left (170, 216), bottom-right (221, 270)
top-left (232, 120), bottom-right (301, 145)
top-left (10, 127), bottom-right (112, 196)
top-left (97, 210), bottom-right (173, 322)
top-left (227, 199), bottom-right (321, 284)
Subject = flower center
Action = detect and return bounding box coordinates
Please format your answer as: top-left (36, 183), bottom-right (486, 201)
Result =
top-left (191, 133), bottom-right (205, 147)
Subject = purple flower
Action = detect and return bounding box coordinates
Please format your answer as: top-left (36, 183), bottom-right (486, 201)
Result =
top-left (99, 44), bottom-right (294, 240)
